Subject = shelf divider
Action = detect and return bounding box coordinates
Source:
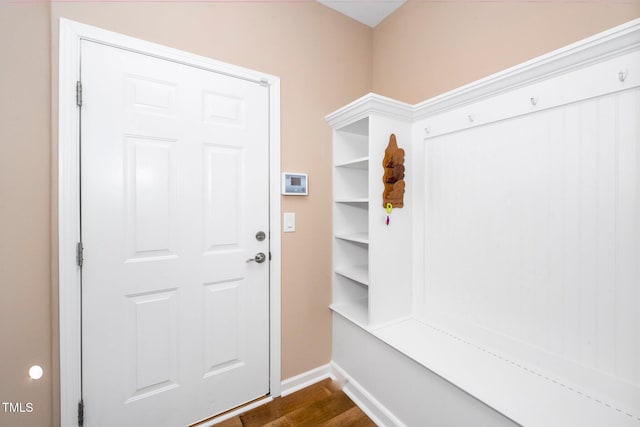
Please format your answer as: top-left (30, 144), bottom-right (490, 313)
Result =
top-left (335, 198), bottom-right (369, 204)
top-left (335, 232), bottom-right (369, 245)
top-left (330, 298), bottom-right (369, 328)
top-left (335, 156), bottom-right (369, 169)
top-left (335, 264), bottom-right (369, 286)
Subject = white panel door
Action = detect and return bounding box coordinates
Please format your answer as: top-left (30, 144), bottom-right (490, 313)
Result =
top-left (80, 40), bottom-right (270, 427)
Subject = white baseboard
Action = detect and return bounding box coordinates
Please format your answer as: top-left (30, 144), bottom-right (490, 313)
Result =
top-left (195, 364), bottom-right (332, 426)
top-left (279, 362), bottom-right (405, 427)
top-left (280, 362), bottom-right (405, 426)
top-left (330, 361), bottom-right (406, 427)
top-left (199, 362), bottom-right (399, 427)
top-left (280, 363), bottom-right (334, 396)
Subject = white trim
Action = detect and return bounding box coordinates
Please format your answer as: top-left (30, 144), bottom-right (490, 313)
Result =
top-left (325, 18), bottom-right (640, 128)
top-left (418, 49), bottom-right (640, 139)
top-left (330, 362), bottom-right (406, 427)
top-left (412, 17), bottom-right (640, 120)
top-left (58, 18), bottom-right (281, 425)
top-left (200, 363), bottom-right (404, 426)
top-left (268, 77), bottom-right (282, 398)
top-left (325, 92), bottom-right (414, 129)
top-left (58, 19), bottom-right (83, 427)
top-left (191, 364), bottom-right (332, 426)
top-left (280, 364), bottom-right (333, 397)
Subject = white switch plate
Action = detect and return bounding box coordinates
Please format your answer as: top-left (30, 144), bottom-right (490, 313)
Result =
top-left (283, 212), bottom-right (296, 233)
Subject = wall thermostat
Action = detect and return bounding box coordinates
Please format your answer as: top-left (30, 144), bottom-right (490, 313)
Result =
top-left (282, 173), bottom-right (308, 195)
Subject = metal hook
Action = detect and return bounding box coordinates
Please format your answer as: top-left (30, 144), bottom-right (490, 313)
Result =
top-left (530, 97), bottom-right (538, 106)
top-left (468, 114), bottom-right (475, 123)
top-left (424, 127), bottom-right (430, 135)
top-left (618, 69), bottom-right (628, 82)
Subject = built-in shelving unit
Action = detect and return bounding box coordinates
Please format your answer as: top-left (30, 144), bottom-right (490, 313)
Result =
top-left (328, 94), bottom-right (414, 329)
top-left (332, 116), bottom-right (371, 325)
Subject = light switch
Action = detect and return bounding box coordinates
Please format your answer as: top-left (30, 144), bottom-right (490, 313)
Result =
top-left (283, 212), bottom-right (296, 233)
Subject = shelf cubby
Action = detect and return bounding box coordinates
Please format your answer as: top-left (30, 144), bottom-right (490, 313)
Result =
top-left (330, 298), bottom-right (368, 327)
top-left (334, 264), bottom-right (369, 286)
top-left (335, 232), bottom-right (369, 245)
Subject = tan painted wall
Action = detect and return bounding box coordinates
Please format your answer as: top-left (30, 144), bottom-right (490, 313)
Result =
top-left (0, 2), bottom-right (52, 427)
top-left (373, 0), bottom-right (640, 104)
top-left (2, 2), bottom-right (372, 426)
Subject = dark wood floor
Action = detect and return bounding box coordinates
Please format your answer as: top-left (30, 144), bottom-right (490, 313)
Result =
top-left (216, 378), bottom-right (376, 426)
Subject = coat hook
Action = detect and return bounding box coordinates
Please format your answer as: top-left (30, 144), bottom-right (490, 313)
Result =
top-left (618, 69), bottom-right (628, 82)
top-left (468, 114), bottom-right (475, 123)
top-left (530, 97), bottom-right (538, 106)
top-left (424, 127), bottom-right (430, 135)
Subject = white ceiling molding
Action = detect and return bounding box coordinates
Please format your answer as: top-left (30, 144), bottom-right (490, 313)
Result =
top-left (317, 0), bottom-right (406, 28)
top-left (326, 18), bottom-right (640, 129)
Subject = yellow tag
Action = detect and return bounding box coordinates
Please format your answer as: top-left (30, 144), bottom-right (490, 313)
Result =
top-left (386, 203), bottom-right (393, 214)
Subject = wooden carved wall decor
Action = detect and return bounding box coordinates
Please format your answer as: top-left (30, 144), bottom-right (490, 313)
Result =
top-left (382, 133), bottom-right (405, 208)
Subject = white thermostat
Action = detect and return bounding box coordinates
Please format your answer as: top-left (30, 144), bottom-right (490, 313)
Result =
top-left (282, 173), bottom-right (308, 195)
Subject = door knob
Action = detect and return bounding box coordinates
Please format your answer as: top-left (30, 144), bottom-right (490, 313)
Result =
top-left (246, 252), bottom-right (267, 264)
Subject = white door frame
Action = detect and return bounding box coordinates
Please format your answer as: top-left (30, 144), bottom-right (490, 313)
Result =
top-left (58, 18), bottom-right (281, 426)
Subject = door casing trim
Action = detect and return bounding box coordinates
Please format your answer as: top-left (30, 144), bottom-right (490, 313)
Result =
top-left (58, 18), bottom-right (281, 426)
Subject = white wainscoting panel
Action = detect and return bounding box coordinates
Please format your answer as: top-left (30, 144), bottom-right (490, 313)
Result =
top-left (419, 87), bottom-right (640, 411)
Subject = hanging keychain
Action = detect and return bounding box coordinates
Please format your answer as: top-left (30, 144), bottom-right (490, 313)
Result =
top-left (385, 203), bottom-right (393, 226)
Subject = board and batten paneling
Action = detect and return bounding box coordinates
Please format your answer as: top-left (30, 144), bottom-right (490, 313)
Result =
top-left (419, 86), bottom-right (640, 410)
top-left (325, 19), bottom-right (640, 426)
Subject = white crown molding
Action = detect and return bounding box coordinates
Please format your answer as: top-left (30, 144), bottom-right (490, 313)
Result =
top-left (326, 18), bottom-right (640, 129)
top-left (412, 17), bottom-right (640, 121)
top-left (325, 92), bottom-right (414, 130)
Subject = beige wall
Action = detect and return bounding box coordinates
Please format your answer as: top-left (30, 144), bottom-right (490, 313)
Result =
top-left (0, 2), bottom-right (52, 427)
top-left (1, 1), bottom-right (640, 426)
top-left (2, 2), bottom-right (372, 426)
top-left (373, 0), bottom-right (640, 104)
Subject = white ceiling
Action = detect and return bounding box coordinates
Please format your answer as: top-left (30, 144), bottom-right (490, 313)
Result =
top-left (317, 0), bottom-right (406, 28)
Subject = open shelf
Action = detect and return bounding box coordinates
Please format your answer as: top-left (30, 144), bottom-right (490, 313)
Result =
top-left (335, 156), bottom-right (369, 169)
top-left (335, 198), bottom-right (369, 204)
top-left (335, 264), bottom-right (369, 286)
top-left (330, 298), bottom-right (369, 328)
top-left (334, 165), bottom-right (368, 201)
top-left (335, 232), bottom-right (369, 245)
top-left (334, 117), bottom-right (369, 166)
top-left (333, 114), bottom-right (371, 333)
top-left (337, 116), bottom-right (369, 136)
